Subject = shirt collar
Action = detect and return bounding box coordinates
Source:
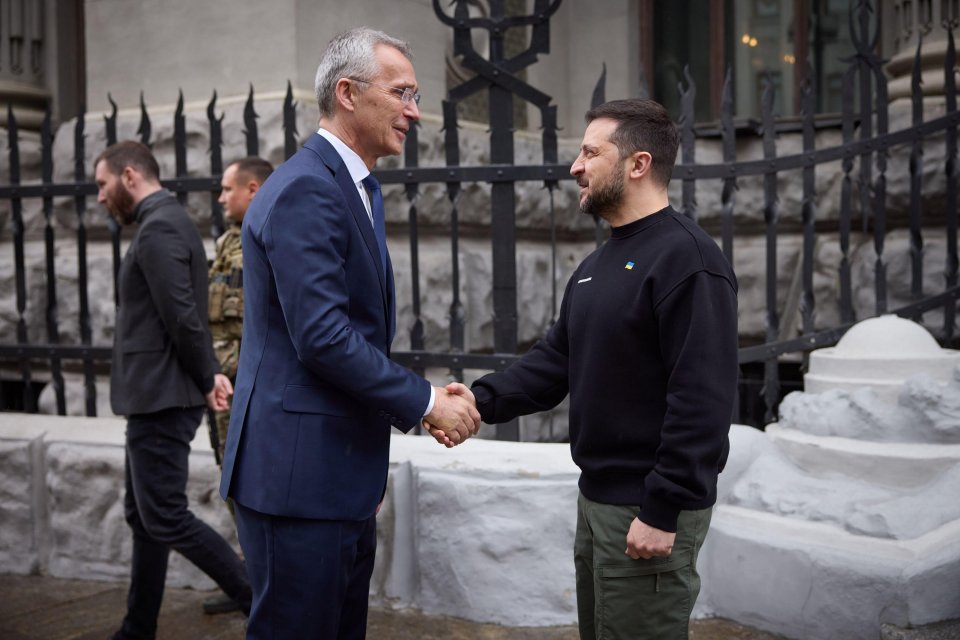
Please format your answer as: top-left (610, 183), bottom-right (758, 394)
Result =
top-left (317, 127), bottom-right (369, 184)
top-left (134, 189), bottom-right (172, 224)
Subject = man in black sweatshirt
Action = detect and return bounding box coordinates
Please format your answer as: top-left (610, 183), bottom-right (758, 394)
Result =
top-left (457, 99), bottom-right (739, 639)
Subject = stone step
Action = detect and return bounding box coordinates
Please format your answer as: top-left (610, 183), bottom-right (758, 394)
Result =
top-left (881, 620), bottom-right (960, 640)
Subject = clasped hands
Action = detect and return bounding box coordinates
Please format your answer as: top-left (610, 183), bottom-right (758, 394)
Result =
top-left (205, 374), bottom-right (480, 447)
top-left (423, 382), bottom-right (480, 447)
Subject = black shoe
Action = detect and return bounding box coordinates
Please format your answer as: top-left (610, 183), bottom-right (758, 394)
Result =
top-left (202, 591), bottom-right (243, 615)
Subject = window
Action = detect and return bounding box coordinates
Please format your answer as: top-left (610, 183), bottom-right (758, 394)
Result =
top-left (643, 0), bottom-right (855, 122)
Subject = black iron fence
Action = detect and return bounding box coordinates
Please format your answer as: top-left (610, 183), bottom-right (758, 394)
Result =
top-left (1, 0), bottom-right (958, 436)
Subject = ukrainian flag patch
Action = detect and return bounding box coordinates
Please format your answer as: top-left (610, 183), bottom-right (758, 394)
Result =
top-left (625, 261), bottom-right (635, 270)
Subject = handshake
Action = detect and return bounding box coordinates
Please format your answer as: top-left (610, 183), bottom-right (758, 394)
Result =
top-left (423, 382), bottom-right (481, 447)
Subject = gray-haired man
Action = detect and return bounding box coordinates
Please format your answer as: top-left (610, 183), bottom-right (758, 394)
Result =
top-left (219, 27), bottom-right (479, 639)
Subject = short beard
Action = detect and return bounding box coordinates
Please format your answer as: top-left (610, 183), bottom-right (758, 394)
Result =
top-left (109, 184), bottom-right (137, 225)
top-left (579, 163), bottom-right (625, 219)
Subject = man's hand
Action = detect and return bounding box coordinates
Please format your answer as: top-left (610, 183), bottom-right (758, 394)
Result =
top-left (424, 419), bottom-right (456, 448)
top-left (625, 517), bottom-right (676, 560)
top-left (206, 373), bottom-right (233, 412)
top-left (424, 383), bottom-right (480, 446)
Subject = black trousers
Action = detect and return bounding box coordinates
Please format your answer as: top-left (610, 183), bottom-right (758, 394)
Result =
top-left (119, 406), bottom-right (251, 639)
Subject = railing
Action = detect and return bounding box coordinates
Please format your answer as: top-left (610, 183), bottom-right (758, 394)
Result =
top-left (0, 0), bottom-right (958, 436)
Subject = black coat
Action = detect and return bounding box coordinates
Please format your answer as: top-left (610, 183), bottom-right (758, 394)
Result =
top-left (110, 190), bottom-right (218, 416)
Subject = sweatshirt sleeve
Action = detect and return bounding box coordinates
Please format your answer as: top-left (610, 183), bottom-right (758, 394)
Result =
top-left (471, 279), bottom-right (573, 424)
top-left (638, 269), bottom-right (739, 532)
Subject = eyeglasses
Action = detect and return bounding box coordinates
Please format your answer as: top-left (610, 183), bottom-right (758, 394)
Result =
top-left (347, 77), bottom-right (421, 105)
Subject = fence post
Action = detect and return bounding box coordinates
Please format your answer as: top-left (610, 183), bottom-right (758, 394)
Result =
top-left (944, 27), bottom-right (959, 341)
top-left (760, 74), bottom-right (781, 424)
top-left (74, 104), bottom-right (97, 416)
top-left (41, 108), bottom-right (65, 415)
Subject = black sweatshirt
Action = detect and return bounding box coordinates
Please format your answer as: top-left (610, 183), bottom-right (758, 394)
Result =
top-left (472, 206), bottom-right (739, 532)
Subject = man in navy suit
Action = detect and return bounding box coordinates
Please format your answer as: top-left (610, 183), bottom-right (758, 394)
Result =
top-left (219, 27), bottom-right (480, 639)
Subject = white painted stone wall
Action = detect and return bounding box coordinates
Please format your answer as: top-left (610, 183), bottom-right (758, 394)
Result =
top-left (695, 320), bottom-right (960, 640)
top-left (696, 424), bottom-right (960, 640)
top-left (2, 408), bottom-right (956, 637)
top-left (0, 412), bottom-right (585, 625)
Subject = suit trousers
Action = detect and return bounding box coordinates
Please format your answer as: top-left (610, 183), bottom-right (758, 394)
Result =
top-left (120, 406), bottom-right (251, 639)
top-left (234, 502), bottom-right (377, 640)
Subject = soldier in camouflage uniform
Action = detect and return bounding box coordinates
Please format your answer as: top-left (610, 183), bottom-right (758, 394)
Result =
top-left (204, 157), bottom-right (274, 616)
top-left (208, 157), bottom-right (274, 466)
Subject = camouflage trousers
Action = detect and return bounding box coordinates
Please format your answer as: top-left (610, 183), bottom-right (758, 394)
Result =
top-left (210, 394), bottom-right (235, 519)
top-left (214, 404), bottom-right (231, 466)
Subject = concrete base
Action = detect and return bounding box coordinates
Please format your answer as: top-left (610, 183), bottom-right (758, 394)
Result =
top-left (0, 414), bottom-right (234, 591)
top-left (881, 619), bottom-right (960, 640)
top-left (696, 506), bottom-right (960, 640)
top-left (3, 414), bottom-right (956, 636)
top-left (0, 412), bottom-right (583, 626)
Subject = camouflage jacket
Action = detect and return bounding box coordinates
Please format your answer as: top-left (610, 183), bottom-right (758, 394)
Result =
top-left (208, 224), bottom-right (243, 378)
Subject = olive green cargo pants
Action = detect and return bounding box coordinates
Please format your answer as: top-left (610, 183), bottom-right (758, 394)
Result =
top-left (574, 493), bottom-right (712, 640)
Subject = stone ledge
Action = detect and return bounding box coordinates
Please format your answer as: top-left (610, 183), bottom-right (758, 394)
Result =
top-left (0, 412), bottom-right (583, 626)
top-left (881, 619), bottom-right (960, 640)
top-left (4, 413), bottom-right (956, 636)
top-left (766, 423), bottom-right (960, 488)
top-left (698, 506), bottom-right (960, 640)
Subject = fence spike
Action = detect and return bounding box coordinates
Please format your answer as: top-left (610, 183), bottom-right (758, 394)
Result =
top-left (174, 90), bottom-right (187, 205)
top-left (244, 83), bottom-right (259, 157)
top-left (138, 91), bottom-right (152, 147)
top-left (105, 93), bottom-right (118, 146)
top-left (283, 80), bottom-right (298, 160)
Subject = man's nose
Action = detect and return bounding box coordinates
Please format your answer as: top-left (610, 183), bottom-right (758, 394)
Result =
top-left (404, 99), bottom-right (420, 121)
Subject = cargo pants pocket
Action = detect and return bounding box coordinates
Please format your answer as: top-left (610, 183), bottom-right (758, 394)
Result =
top-left (595, 556), bottom-right (697, 640)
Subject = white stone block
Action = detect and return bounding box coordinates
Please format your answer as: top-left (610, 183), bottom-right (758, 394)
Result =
top-left (0, 437), bottom-right (42, 574)
top-left (415, 470), bottom-right (579, 626)
top-left (697, 506), bottom-right (960, 640)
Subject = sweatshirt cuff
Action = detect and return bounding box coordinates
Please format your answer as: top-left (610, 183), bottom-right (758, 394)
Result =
top-left (470, 384), bottom-right (495, 424)
top-left (638, 493), bottom-right (681, 533)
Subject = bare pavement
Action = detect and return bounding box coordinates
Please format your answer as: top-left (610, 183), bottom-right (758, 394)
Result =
top-left (0, 573), bottom-right (784, 640)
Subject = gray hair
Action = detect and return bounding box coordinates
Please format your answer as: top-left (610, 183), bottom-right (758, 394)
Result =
top-left (314, 27), bottom-right (413, 118)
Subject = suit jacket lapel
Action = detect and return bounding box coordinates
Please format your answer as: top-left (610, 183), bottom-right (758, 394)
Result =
top-left (304, 134), bottom-right (392, 328)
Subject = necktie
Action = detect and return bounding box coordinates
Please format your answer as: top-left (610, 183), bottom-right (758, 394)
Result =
top-left (362, 174), bottom-right (388, 276)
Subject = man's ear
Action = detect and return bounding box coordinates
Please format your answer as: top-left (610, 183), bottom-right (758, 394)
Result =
top-left (247, 180), bottom-right (261, 196)
top-left (629, 151), bottom-right (654, 180)
top-left (121, 165), bottom-right (138, 188)
top-left (335, 78), bottom-right (358, 113)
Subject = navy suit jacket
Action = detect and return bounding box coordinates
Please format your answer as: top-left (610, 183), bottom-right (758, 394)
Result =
top-left (219, 133), bottom-right (431, 521)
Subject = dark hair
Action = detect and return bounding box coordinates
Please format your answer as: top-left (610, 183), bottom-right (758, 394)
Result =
top-left (94, 140), bottom-right (160, 181)
top-left (584, 99), bottom-right (679, 187)
top-left (228, 156), bottom-right (274, 185)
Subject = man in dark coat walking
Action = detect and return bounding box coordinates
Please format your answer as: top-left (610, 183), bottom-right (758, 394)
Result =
top-left (95, 140), bottom-right (252, 640)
